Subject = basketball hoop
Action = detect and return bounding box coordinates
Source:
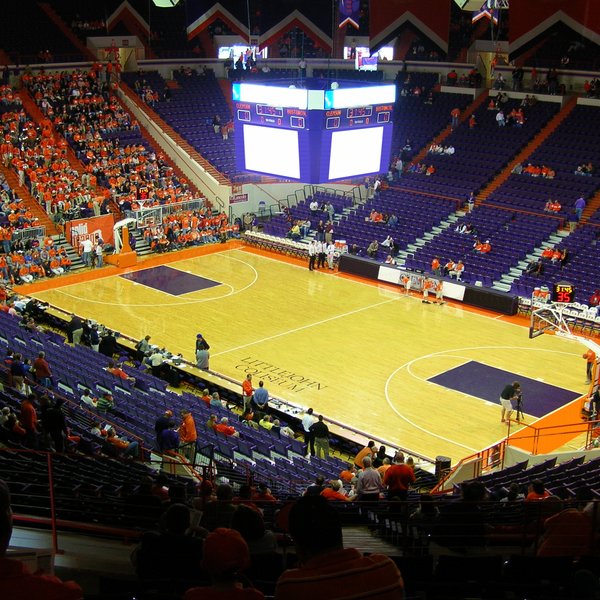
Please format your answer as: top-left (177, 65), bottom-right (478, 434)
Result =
top-left (529, 301), bottom-right (572, 339)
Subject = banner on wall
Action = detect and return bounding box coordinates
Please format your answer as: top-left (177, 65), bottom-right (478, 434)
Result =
top-left (339, 0), bottom-right (360, 30)
top-left (229, 193), bottom-right (249, 204)
top-left (66, 215), bottom-right (115, 250)
top-left (472, 2), bottom-right (498, 25)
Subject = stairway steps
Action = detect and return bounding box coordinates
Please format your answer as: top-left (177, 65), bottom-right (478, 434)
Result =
top-left (478, 96), bottom-right (578, 203)
top-left (119, 82), bottom-right (229, 194)
top-left (494, 282), bottom-right (511, 292)
top-left (410, 89), bottom-right (490, 166)
top-left (580, 188), bottom-right (600, 225)
top-left (0, 165), bottom-right (59, 235)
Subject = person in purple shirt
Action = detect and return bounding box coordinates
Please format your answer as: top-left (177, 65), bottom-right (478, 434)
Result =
top-left (575, 196), bottom-right (586, 220)
top-left (159, 426), bottom-right (180, 453)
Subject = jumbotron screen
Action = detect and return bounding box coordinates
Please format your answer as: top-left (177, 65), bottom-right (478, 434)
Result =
top-left (233, 82), bottom-right (395, 183)
top-left (327, 127), bottom-right (385, 180)
top-left (242, 125), bottom-right (301, 180)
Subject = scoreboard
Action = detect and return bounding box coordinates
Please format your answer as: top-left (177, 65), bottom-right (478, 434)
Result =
top-left (232, 82), bottom-right (395, 183)
top-left (235, 104), bottom-right (308, 130)
top-left (234, 103), bottom-right (393, 130)
top-left (324, 105), bottom-right (393, 130)
top-left (552, 281), bottom-right (575, 304)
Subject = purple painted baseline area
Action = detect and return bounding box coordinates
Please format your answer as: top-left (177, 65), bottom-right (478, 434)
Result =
top-left (428, 360), bottom-right (580, 418)
top-left (120, 265), bottom-right (221, 296)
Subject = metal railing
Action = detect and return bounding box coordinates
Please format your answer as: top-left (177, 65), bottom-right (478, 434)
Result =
top-left (11, 226), bottom-right (46, 242)
top-left (130, 198), bottom-right (207, 227)
top-left (3, 447), bottom-right (211, 553)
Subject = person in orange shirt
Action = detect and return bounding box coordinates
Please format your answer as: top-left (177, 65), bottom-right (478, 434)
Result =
top-left (18, 265), bottom-right (33, 283)
top-left (354, 441), bottom-right (377, 469)
top-left (106, 428), bottom-right (140, 459)
top-left (435, 280), bottom-right (445, 305)
top-left (242, 373), bottom-right (254, 412)
top-left (525, 479), bottom-right (551, 502)
top-left (60, 254), bottom-right (72, 271)
top-left (214, 416), bottom-right (239, 437)
top-left (50, 258), bottom-right (64, 276)
top-left (583, 349), bottom-right (596, 384)
top-left (449, 260), bottom-right (464, 280)
top-left (321, 480), bottom-right (351, 502)
top-left (178, 409), bottom-right (197, 460)
top-left (107, 360), bottom-right (135, 383)
top-left (401, 274), bottom-right (411, 296)
top-left (541, 247), bottom-right (554, 260)
top-left (339, 464), bottom-right (356, 484)
top-left (422, 277), bottom-right (434, 304)
top-left (474, 239), bottom-right (491, 253)
top-left (29, 263), bottom-right (44, 279)
top-left (431, 257), bottom-right (440, 276)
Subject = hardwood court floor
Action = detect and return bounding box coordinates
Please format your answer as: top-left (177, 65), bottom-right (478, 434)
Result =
top-left (29, 246), bottom-right (585, 463)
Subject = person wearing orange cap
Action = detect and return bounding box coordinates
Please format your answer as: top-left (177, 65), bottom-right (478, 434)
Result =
top-left (183, 528), bottom-right (263, 599)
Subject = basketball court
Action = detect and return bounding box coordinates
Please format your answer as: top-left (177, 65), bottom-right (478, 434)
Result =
top-left (22, 243), bottom-right (586, 463)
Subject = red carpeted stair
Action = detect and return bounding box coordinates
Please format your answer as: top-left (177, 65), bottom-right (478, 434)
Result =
top-left (19, 88), bottom-right (116, 214)
top-left (580, 190), bottom-right (600, 225)
top-left (0, 164), bottom-right (59, 235)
